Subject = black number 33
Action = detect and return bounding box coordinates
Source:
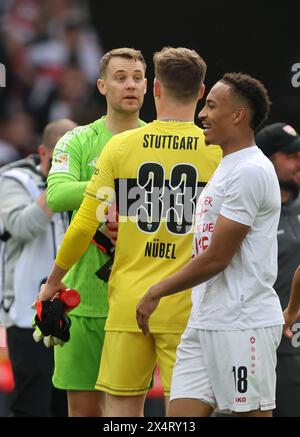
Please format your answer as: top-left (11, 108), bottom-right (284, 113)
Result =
top-left (136, 162), bottom-right (198, 235)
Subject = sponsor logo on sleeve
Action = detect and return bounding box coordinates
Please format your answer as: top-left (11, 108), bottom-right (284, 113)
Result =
top-left (50, 153), bottom-right (70, 173)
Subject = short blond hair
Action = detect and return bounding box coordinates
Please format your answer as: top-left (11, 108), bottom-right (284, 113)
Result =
top-left (99, 48), bottom-right (146, 78)
top-left (153, 47), bottom-right (207, 102)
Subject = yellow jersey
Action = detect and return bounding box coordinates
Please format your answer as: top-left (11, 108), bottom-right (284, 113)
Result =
top-left (56, 121), bottom-right (222, 332)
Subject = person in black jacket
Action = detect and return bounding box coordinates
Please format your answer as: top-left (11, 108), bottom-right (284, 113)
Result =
top-left (256, 122), bottom-right (300, 417)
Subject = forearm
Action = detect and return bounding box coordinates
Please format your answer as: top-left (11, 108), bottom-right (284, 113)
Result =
top-left (287, 266), bottom-right (300, 313)
top-left (136, 249), bottom-right (227, 336)
top-left (153, 250), bottom-right (226, 299)
top-left (47, 176), bottom-right (88, 211)
top-left (153, 215), bottom-right (248, 299)
top-left (5, 202), bottom-right (51, 240)
top-left (46, 263), bottom-right (68, 287)
top-left (0, 181), bottom-right (52, 240)
top-left (137, 215), bottom-right (249, 336)
top-left (55, 223), bottom-right (94, 270)
top-left (35, 191), bottom-right (53, 219)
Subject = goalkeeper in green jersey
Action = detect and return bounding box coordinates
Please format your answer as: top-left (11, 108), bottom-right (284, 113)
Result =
top-left (47, 48), bottom-right (147, 416)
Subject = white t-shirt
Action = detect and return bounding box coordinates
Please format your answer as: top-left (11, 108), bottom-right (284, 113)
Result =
top-left (188, 146), bottom-right (284, 330)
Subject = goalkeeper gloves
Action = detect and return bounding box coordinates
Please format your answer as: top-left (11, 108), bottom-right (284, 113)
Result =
top-left (32, 289), bottom-right (80, 347)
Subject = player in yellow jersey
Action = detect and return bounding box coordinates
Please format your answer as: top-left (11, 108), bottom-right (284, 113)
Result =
top-left (46, 48), bottom-right (147, 417)
top-left (39, 47), bottom-right (222, 416)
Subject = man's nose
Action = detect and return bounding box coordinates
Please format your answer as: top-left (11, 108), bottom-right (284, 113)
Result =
top-left (126, 77), bottom-right (136, 87)
top-left (198, 108), bottom-right (206, 120)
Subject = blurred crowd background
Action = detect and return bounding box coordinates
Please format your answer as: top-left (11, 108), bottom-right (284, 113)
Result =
top-left (0, 1), bottom-right (299, 167)
top-left (0, 0), bottom-right (105, 166)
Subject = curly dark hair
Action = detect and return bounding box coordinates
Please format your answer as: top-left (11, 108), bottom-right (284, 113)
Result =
top-left (220, 72), bottom-right (271, 131)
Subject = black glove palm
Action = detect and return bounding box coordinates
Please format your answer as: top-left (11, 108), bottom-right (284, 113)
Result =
top-left (34, 298), bottom-right (71, 342)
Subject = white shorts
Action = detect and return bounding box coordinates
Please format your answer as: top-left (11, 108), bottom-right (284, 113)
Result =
top-left (170, 325), bottom-right (283, 413)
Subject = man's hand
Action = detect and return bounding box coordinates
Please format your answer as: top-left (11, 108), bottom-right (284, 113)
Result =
top-left (136, 288), bottom-right (161, 336)
top-left (36, 190), bottom-right (54, 219)
top-left (38, 282), bottom-right (66, 302)
top-left (283, 307), bottom-right (300, 339)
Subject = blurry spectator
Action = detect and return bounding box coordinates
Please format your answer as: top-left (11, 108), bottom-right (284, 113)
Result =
top-left (0, 118), bottom-right (76, 417)
top-left (1, 0), bottom-right (40, 105)
top-left (48, 64), bottom-right (93, 123)
top-left (0, 111), bottom-right (37, 158)
top-left (2, 0), bottom-right (42, 46)
top-left (25, 14), bottom-right (103, 126)
top-left (25, 14), bottom-right (102, 85)
top-left (256, 122), bottom-right (300, 417)
top-left (2, 0), bottom-right (104, 134)
top-left (0, 140), bottom-right (20, 167)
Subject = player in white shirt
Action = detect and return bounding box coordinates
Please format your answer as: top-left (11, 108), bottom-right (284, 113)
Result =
top-left (136, 72), bottom-right (284, 417)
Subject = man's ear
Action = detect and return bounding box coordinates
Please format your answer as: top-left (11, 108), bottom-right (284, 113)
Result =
top-left (38, 144), bottom-right (46, 159)
top-left (97, 78), bottom-right (106, 96)
top-left (233, 107), bottom-right (247, 125)
top-left (198, 83), bottom-right (205, 100)
top-left (153, 78), bottom-right (161, 98)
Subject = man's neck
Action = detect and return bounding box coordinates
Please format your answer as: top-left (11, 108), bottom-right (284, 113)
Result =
top-left (156, 101), bottom-right (196, 123)
top-left (221, 133), bottom-right (255, 157)
top-left (158, 115), bottom-right (194, 122)
top-left (222, 143), bottom-right (255, 157)
top-left (104, 113), bottom-right (140, 135)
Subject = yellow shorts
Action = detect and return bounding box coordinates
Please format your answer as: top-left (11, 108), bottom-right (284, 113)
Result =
top-left (95, 331), bottom-right (182, 397)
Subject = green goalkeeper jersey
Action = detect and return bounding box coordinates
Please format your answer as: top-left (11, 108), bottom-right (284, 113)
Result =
top-left (47, 116), bottom-right (146, 317)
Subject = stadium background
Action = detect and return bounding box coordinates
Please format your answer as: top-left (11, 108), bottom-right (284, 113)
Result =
top-left (0, 0), bottom-right (300, 417)
top-left (89, 0), bottom-right (300, 130)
